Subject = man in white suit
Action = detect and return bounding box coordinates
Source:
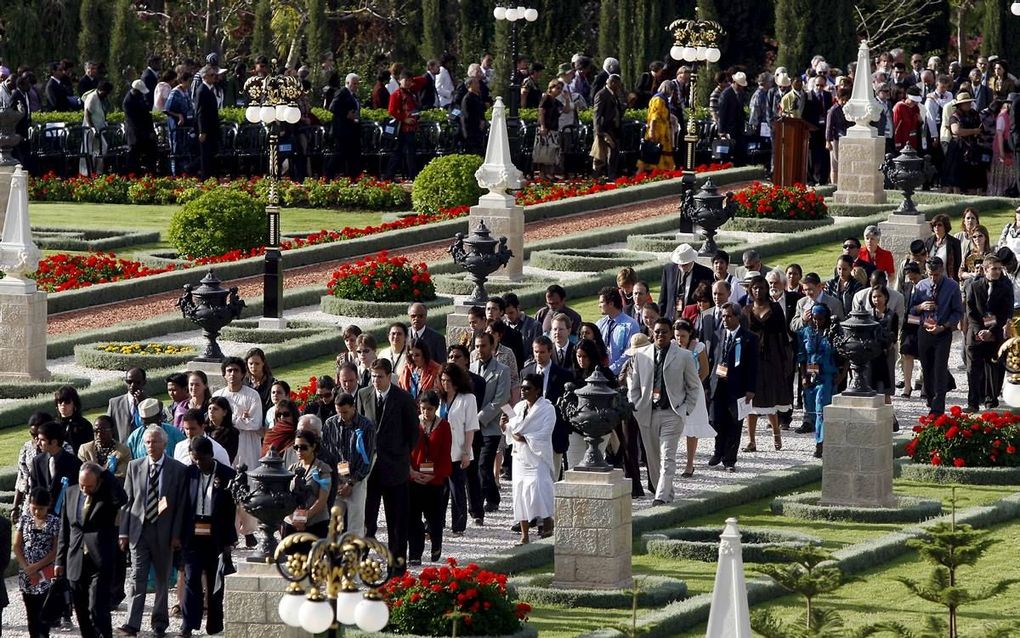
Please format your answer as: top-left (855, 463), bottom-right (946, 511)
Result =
top-left (627, 317), bottom-right (702, 505)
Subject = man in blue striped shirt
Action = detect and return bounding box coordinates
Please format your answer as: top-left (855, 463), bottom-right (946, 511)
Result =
top-left (596, 287), bottom-right (641, 374)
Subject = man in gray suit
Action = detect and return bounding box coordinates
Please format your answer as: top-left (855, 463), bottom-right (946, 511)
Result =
top-left (790, 272), bottom-right (845, 332)
top-left (407, 302), bottom-right (446, 363)
top-left (117, 426), bottom-right (188, 638)
top-left (471, 332), bottom-right (510, 520)
top-left (106, 367), bottom-right (154, 442)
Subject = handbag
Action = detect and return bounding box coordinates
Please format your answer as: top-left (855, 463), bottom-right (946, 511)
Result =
top-left (41, 577), bottom-right (72, 624)
top-left (380, 118), bottom-right (400, 142)
top-left (639, 139), bottom-right (663, 165)
top-left (533, 130), bottom-right (560, 165)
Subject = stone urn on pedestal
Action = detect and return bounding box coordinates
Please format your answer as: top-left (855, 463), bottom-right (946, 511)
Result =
top-left (0, 109), bottom-right (22, 167)
top-left (880, 145), bottom-right (930, 216)
top-left (228, 448), bottom-right (299, 563)
top-left (681, 178), bottom-right (736, 257)
top-left (449, 220), bottom-right (513, 305)
top-left (176, 270), bottom-right (246, 361)
top-left (831, 308), bottom-right (885, 396)
top-left (557, 369), bottom-right (633, 471)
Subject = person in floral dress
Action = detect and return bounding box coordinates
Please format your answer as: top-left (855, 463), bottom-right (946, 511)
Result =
top-left (14, 487), bottom-right (60, 638)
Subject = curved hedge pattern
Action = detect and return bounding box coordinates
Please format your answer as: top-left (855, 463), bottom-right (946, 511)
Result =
top-left (771, 491), bottom-right (943, 523)
top-left (899, 463), bottom-right (1020, 485)
top-left (723, 216), bottom-right (834, 233)
top-left (431, 273), bottom-right (548, 296)
top-left (625, 233), bottom-right (741, 253)
top-left (0, 375), bottom-right (91, 400)
top-left (218, 320), bottom-right (332, 344)
top-left (641, 527), bottom-right (821, 562)
top-left (320, 295), bottom-right (450, 319)
top-left (508, 574), bottom-right (686, 608)
top-left (74, 343), bottom-right (197, 371)
top-left (529, 249), bottom-right (653, 273)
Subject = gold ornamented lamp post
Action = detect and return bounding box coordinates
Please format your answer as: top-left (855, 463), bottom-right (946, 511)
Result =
top-left (243, 73), bottom-right (304, 330)
top-left (274, 505), bottom-right (398, 635)
top-left (666, 11), bottom-right (725, 234)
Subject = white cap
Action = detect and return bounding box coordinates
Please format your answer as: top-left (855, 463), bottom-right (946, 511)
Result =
top-left (670, 244), bottom-right (699, 265)
top-left (732, 72), bottom-right (748, 87)
top-left (131, 79), bottom-right (149, 94)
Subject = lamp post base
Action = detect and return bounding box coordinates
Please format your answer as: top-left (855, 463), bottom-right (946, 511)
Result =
top-left (263, 245), bottom-right (284, 325)
top-left (258, 317), bottom-right (288, 330)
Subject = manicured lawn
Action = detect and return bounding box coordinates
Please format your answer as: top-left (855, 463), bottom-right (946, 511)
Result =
top-left (30, 202), bottom-right (385, 235)
top-left (527, 605), bottom-right (635, 638)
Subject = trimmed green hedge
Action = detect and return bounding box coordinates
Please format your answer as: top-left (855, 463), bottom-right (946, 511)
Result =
top-left (508, 574), bottom-right (686, 608)
top-left (528, 249), bottom-right (652, 273)
top-left (770, 491), bottom-right (943, 523)
top-left (723, 216), bottom-right (833, 233)
top-left (320, 295), bottom-right (449, 319)
top-left (642, 527), bottom-right (820, 562)
top-left (346, 628), bottom-right (538, 638)
top-left (899, 463), bottom-right (1020, 485)
top-left (73, 343), bottom-right (198, 371)
top-left (218, 319), bottom-right (332, 344)
top-left (0, 375), bottom-right (91, 400)
top-left (32, 227), bottom-right (161, 252)
top-left (625, 233), bottom-right (741, 253)
top-left (432, 273), bottom-right (549, 296)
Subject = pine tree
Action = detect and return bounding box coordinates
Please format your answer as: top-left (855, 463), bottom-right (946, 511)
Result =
top-left (457, 0), bottom-right (494, 65)
top-left (597, 0), bottom-right (619, 70)
top-left (252, 0), bottom-right (274, 59)
top-left (108, 0), bottom-right (143, 79)
top-left (420, 0), bottom-right (445, 61)
top-left (305, 0), bottom-right (329, 77)
top-left (776, 0), bottom-right (813, 73)
top-left (78, 0), bottom-right (110, 66)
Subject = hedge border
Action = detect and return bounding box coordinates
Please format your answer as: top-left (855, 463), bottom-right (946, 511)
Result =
top-left (0, 374), bottom-right (92, 399)
top-left (725, 216), bottom-right (833, 233)
top-left (218, 319), bottom-right (332, 344)
top-left (32, 227), bottom-right (161, 252)
top-left (624, 234), bottom-right (741, 253)
top-left (432, 273), bottom-right (549, 296)
top-left (642, 527), bottom-right (821, 563)
top-left (899, 463), bottom-right (1020, 485)
top-left (73, 343), bottom-right (199, 371)
top-left (769, 491), bottom-right (943, 523)
top-left (508, 574), bottom-right (687, 608)
top-left (528, 249), bottom-right (652, 273)
top-left (346, 626), bottom-right (538, 638)
top-left (319, 295), bottom-right (449, 319)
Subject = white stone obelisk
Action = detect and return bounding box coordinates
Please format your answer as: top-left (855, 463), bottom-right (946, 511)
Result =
top-left (471, 97), bottom-right (524, 281)
top-left (834, 41), bottom-right (887, 205)
top-left (0, 165), bottom-right (49, 380)
top-left (705, 517), bottom-right (752, 638)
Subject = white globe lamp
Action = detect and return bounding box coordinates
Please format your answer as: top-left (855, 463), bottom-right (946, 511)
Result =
top-left (524, 7), bottom-right (538, 21)
top-left (682, 47), bottom-right (697, 62)
top-left (245, 105), bottom-right (260, 124)
top-left (1003, 378), bottom-right (1020, 407)
top-left (354, 595), bottom-right (390, 633)
top-left (504, 7), bottom-right (518, 20)
top-left (275, 104), bottom-right (289, 122)
top-left (493, 6), bottom-right (506, 19)
top-left (299, 597), bottom-right (334, 635)
top-left (696, 46), bottom-right (707, 61)
top-left (259, 105), bottom-right (277, 124)
top-left (336, 589), bottom-right (362, 626)
top-left (1012, 1), bottom-right (1020, 16)
top-left (277, 590), bottom-right (305, 628)
top-left (670, 45), bottom-right (684, 61)
top-left (706, 47), bottom-right (722, 63)
top-left (285, 104), bottom-right (301, 124)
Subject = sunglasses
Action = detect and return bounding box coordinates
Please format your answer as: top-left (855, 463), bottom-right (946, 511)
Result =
top-left (356, 349), bottom-right (372, 354)
top-left (293, 444), bottom-right (310, 452)
top-left (653, 329), bottom-right (671, 335)
top-left (842, 244), bottom-right (857, 249)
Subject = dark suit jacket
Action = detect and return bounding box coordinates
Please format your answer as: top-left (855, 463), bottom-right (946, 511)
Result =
top-left (966, 276), bottom-right (1014, 347)
top-left (0, 515), bottom-right (9, 608)
top-left (500, 327), bottom-right (525, 372)
top-left (419, 72), bottom-right (438, 109)
top-left (710, 326), bottom-right (759, 408)
top-left (521, 361), bottom-right (573, 453)
top-left (196, 83), bottom-right (220, 145)
top-left (120, 455), bottom-right (188, 547)
top-left (923, 234), bottom-right (963, 282)
top-left (356, 385), bottom-right (419, 486)
top-left (30, 449), bottom-right (82, 514)
top-left (593, 86), bottom-right (622, 138)
top-left (122, 90), bottom-right (155, 146)
top-left (659, 262), bottom-right (714, 320)
top-left (551, 341), bottom-right (576, 371)
top-left (536, 304), bottom-right (583, 336)
top-left (181, 462), bottom-right (237, 551)
top-left (468, 371), bottom-right (487, 412)
top-left (717, 86), bottom-right (747, 139)
top-left (410, 326), bottom-right (446, 366)
top-left (802, 90), bottom-right (833, 144)
top-left (56, 470), bottom-right (127, 581)
top-left (45, 76), bottom-right (72, 111)
top-left (329, 86), bottom-right (361, 144)
top-left (78, 74), bottom-right (99, 97)
top-left (141, 67), bottom-right (159, 107)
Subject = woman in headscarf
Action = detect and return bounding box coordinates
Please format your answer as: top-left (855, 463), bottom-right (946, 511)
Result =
top-left (637, 80), bottom-right (676, 172)
top-left (501, 373), bottom-right (556, 544)
top-left (262, 398), bottom-right (300, 456)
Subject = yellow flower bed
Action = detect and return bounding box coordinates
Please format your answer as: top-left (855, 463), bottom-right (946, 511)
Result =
top-left (98, 343), bottom-right (196, 356)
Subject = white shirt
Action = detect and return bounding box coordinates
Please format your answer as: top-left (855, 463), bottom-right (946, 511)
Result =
top-left (445, 393), bottom-right (480, 462)
top-left (82, 89), bottom-right (106, 131)
top-left (436, 66), bottom-right (455, 107)
top-left (173, 437), bottom-right (231, 467)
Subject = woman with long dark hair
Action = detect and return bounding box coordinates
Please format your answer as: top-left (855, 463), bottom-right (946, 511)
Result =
top-left (53, 385), bottom-right (91, 454)
top-left (438, 363), bottom-right (479, 536)
top-left (187, 371), bottom-right (212, 422)
top-left (578, 321), bottom-right (610, 369)
top-left (263, 398), bottom-right (300, 456)
top-left (408, 390), bottom-right (453, 564)
top-left (284, 430), bottom-right (332, 539)
top-left (244, 347), bottom-right (275, 412)
top-left (206, 397), bottom-right (238, 464)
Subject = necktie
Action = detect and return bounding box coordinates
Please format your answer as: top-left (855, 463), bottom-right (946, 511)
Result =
top-left (653, 348), bottom-right (665, 403)
top-left (82, 494), bottom-right (93, 521)
top-left (538, 366), bottom-right (546, 396)
top-left (606, 318), bottom-right (616, 346)
top-left (376, 393), bottom-right (385, 417)
top-left (145, 462), bottom-right (161, 524)
top-left (558, 347), bottom-right (565, 365)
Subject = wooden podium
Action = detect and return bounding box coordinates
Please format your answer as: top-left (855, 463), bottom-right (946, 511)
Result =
top-left (772, 118), bottom-right (814, 186)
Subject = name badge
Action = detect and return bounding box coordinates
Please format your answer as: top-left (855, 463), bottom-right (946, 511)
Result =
top-left (420, 462), bottom-right (434, 474)
top-left (807, 363), bottom-right (820, 376)
top-left (907, 314), bottom-right (921, 326)
top-left (194, 521), bottom-right (212, 536)
top-left (984, 315), bottom-right (997, 328)
top-left (715, 363), bottom-right (729, 379)
top-left (157, 496), bottom-right (168, 516)
top-left (338, 462), bottom-right (351, 477)
top-left (292, 509), bottom-right (308, 523)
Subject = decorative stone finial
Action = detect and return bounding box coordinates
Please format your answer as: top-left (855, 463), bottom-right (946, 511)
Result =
top-left (705, 516), bottom-right (753, 637)
top-left (842, 41), bottom-right (883, 137)
top-left (0, 165), bottom-right (41, 294)
top-left (474, 97), bottom-right (524, 202)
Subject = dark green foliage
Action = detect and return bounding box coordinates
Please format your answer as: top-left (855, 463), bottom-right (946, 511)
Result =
top-left (411, 154), bottom-right (484, 215)
top-left (752, 545), bottom-right (847, 632)
top-left (776, 0), bottom-right (854, 73)
top-left (305, 0), bottom-right (330, 80)
top-left (167, 189), bottom-right (266, 258)
top-left (457, 0), bottom-right (495, 64)
top-left (251, 0), bottom-right (274, 59)
top-left (420, 0), bottom-right (445, 61)
top-left (0, 0), bottom-right (82, 73)
top-left (109, 0), bottom-right (144, 79)
top-left (597, 0), bottom-right (620, 64)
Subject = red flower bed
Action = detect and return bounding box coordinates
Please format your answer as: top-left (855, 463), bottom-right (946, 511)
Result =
top-left (290, 376), bottom-right (318, 411)
top-left (31, 252), bottom-right (178, 293)
top-left (515, 163), bottom-right (732, 206)
top-left (906, 406), bottom-right (1020, 468)
top-left (732, 181), bottom-right (827, 221)
top-left (326, 251), bottom-right (436, 302)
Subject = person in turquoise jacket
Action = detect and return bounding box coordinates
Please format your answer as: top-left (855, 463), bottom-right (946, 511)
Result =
top-left (797, 303), bottom-right (840, 458)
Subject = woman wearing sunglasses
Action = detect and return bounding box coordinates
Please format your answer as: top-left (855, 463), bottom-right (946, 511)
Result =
top-left (263, 398), bottom-right (300, 456)
top-left (284, 430), bottom-right (332, 539)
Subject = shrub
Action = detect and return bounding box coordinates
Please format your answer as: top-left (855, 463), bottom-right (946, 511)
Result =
top-left (326, 251), bottom-right (436, 303)
top-left (732, 181), bottom-right (828, 220)
top-left (382, 559), bottom-right (531, 636)
top-left (167, 189), bottom-right (266, 258)
top-left (905, 406), bottom-right (1020, 468)
top-left (412, 154), bottom-right (485, 216)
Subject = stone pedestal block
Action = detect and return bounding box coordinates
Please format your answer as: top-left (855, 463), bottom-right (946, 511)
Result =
top-left (224, 562), bottom-right (305, 638)
top-left (0, 291), bottom-right (49, 382)
top-left (833, 135), bottom-right (887, 205)
top-left (820, 394), bottom-right (896, 508)
top-left (553, 469), bottom-right (632, 590)
top-left (445, 300), bottom-right (478, 349)
top-left (879, 213), bottom-right (932, 282)
top-left (186, 359), bottom-right (227, 392)
top-left (469, 193), bottom-right (523, 281)
top-left (0, 165), bottom-right (14, 234)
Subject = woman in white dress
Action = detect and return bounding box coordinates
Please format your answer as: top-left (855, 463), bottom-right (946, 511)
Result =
top-left (673, 319), bottom-right (715, 478)
top-left (501, 373), bottom-right (555, 545)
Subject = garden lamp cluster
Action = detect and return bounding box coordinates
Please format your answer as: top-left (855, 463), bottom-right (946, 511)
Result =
top-left (275, 506), bottom-right (396, 634)
top-left (1011, 1), bottom-right (1020, 16)
top-left (243, 74), bottom-right (304, 126)
top-left (493, 4), bottom-right (539, 117)
top-left (492, 4), bottom-right (538, 22)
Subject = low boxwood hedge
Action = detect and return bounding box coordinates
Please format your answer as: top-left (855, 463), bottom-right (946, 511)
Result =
top-left (33, 227), bottom-right (161, 252)
top-left (73, 342), bottom-right (198, 371)
top-left (529, 249), bottom-right (653, 273)
top-left (723, 216), bottom-right (833, 233)
top-left (642, 527), bottom-right (821, 562)
top-left (432, 273), bottom-right (550, 296)
top-left (320, 295), bottom-right (450, 319)
top-left (770, 491), bottom-right (943, 523)
top-left (346, 628), bottom-right (538, 638)
top-left (899, 463), bottom-right (1020, 485)
top-left (0, 374), bottom-right (92, 400)
top-left (218, 319), bottom-right (332, 343)
top-left (624, 233), bottom-right (741, 253)
top-left (508, 574), bottom-right (687, 608)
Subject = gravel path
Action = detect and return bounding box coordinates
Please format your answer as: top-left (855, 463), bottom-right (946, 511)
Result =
top-left (46, 192), bottom-right (698, 336)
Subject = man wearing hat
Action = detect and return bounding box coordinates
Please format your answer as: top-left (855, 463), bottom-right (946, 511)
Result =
top-left (718, 71), bottom-right (749, 165)
top-left (123, 78), bottom-right (157, 173)
top-left (659, 244), bottom-right (714, 321)
top-left (124, 398), bottom-right (187, 460)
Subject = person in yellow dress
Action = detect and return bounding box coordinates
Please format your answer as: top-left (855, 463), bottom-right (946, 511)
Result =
top-left (637, 80), bottom-right (677, 171)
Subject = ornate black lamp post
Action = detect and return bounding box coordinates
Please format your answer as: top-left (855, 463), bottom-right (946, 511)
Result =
top-left (681, 178), bottom-right (737, 256)
top-left (558, 369), bottom-right (634, 471)
top-left (176, 270), bottom-right (246, 361)
top-left (880, 144), bottom-right (928, 215)
top-left (667, 9), bottom-right (725, 234)
top-left (228, 448), bottom-right (299, 563)
top-left (243, 74), bottom-right (304, 329)
top-left (832, 309), bottom-right (885, 397)
top-left (493, 4), bottom-right (539, 118)
top-left (449, 220), bottom-right (513, 305)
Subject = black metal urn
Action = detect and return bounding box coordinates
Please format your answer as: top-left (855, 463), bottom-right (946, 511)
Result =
top-left (228, 448), bottom-right (299, 563)
top-left (832, 309), bottom-right (884, 397)
top-left (879, 145), bottom-right (929, 215)
top-left (449, 220), bottom-right (513, 304)
top-left (0, 109), bottom-right (22, 167)
top-left (557, 369), bottom-right (634, 471)
top-left (681, 179), bottom-right (737, 256)
top-left (176, 270), bottom-right (246, 361)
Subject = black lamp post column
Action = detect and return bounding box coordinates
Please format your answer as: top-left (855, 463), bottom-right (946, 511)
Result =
top-left (494, 5), bottom-right (539, 120)
top-left (263, 125), bottom-right (284, 328)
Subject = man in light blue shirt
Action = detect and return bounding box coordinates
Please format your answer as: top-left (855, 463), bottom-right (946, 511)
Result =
top-left (595, 287), bottom-right (641, 374)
